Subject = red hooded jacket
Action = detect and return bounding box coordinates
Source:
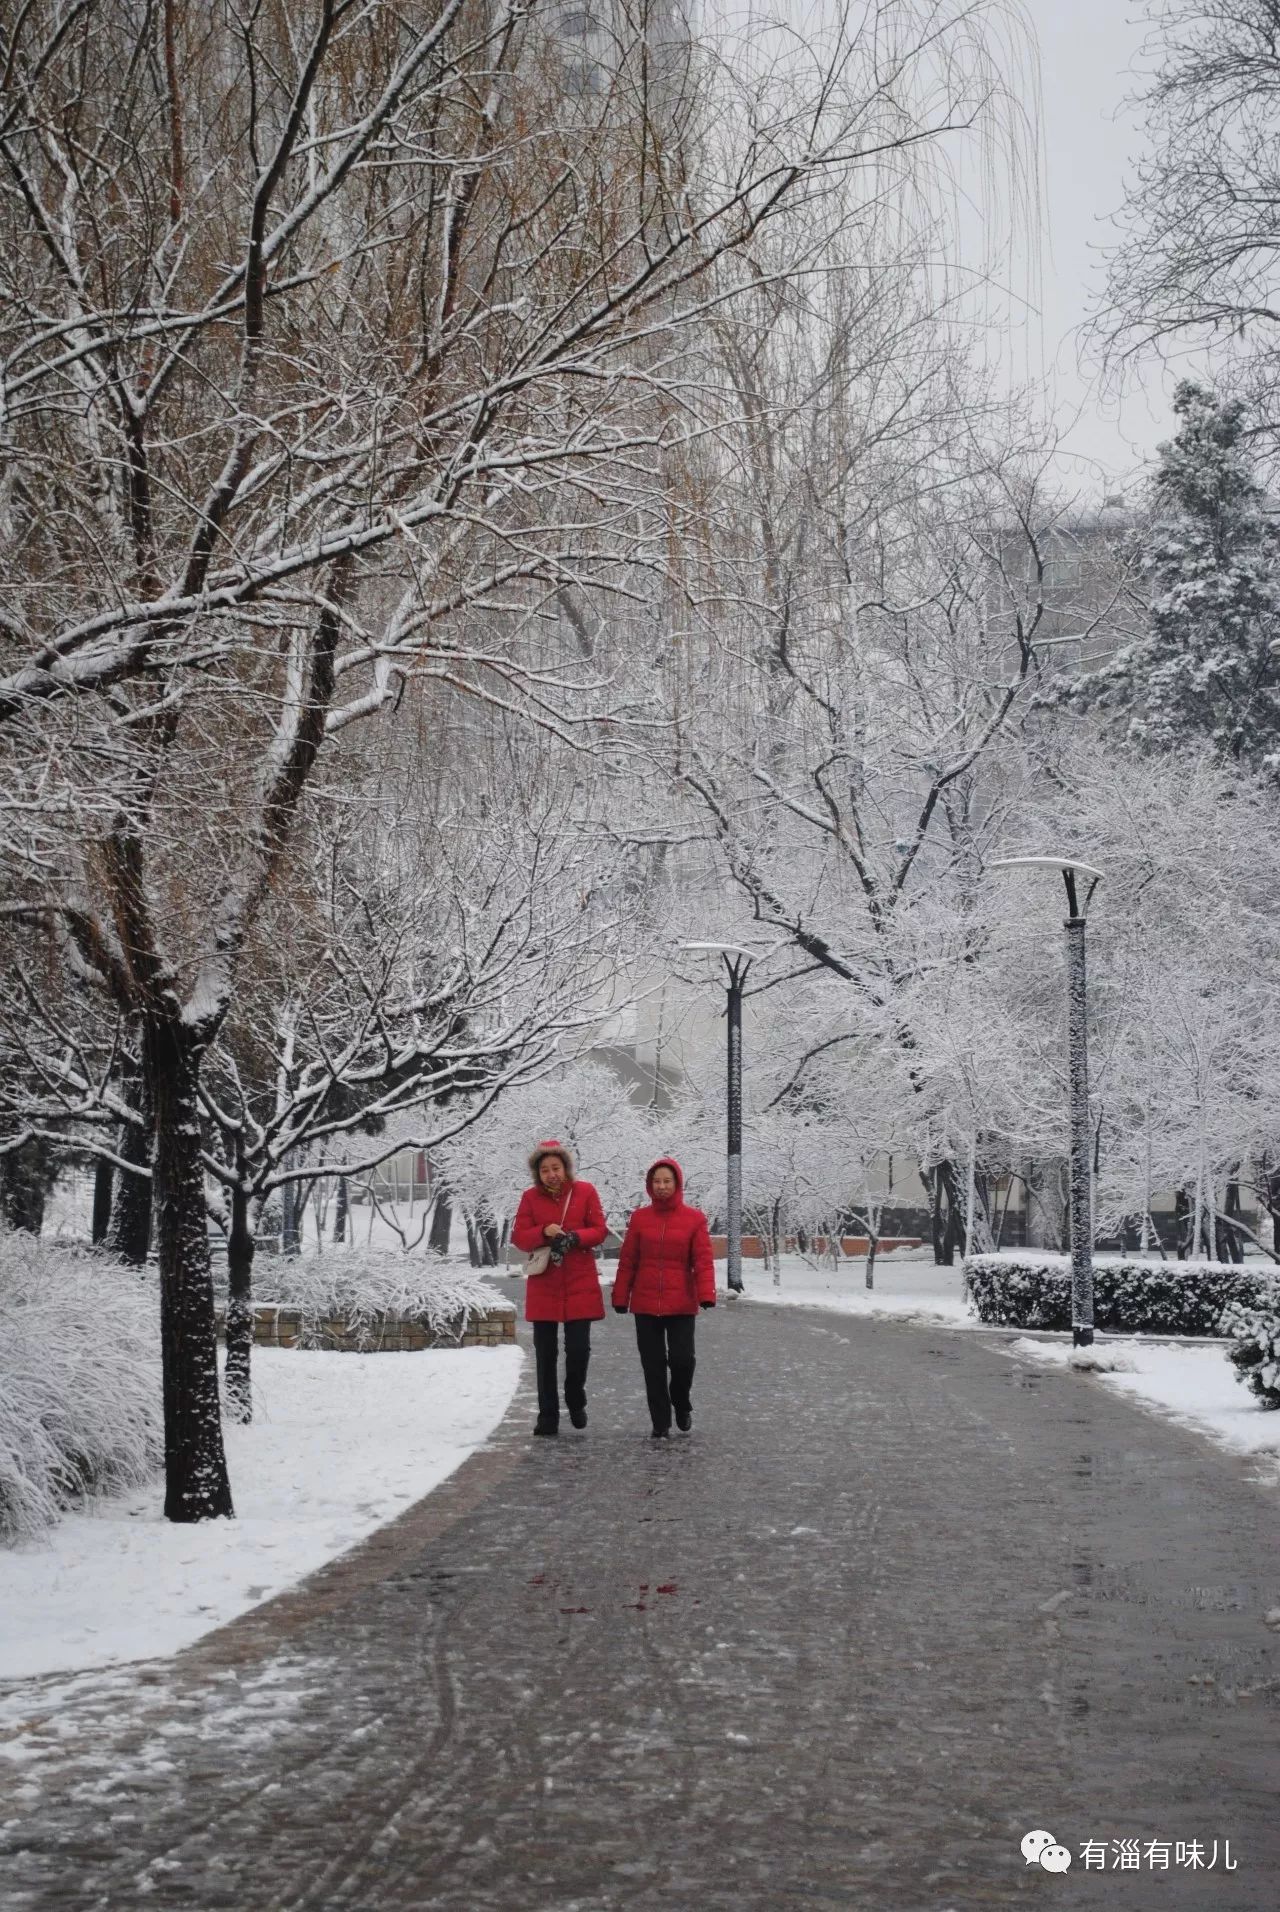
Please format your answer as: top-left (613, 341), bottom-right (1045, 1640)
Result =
top-left (611, 1158), bottom-right (717, 1317)
top-left (511, 1144), bottom-right (609, 1323)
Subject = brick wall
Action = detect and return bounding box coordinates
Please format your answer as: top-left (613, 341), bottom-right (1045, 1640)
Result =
top-left (708, 1234), bottom-right (922, 1259)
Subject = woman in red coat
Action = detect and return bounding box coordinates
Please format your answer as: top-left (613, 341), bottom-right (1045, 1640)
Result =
top-left (510, 1141), bottom-right (608, 1437)
top-left (612, 1156), bottom-right (716, 1437)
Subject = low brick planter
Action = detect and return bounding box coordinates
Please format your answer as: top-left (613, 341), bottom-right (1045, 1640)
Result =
top-left (216, 1304), bottom-right (516, 1351)
top-left (708, 1234), bottom-right (922, 1259)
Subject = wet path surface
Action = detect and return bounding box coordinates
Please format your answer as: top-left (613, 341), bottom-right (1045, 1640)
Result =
top-left (2, 1303), bottom-right (1278, 1910)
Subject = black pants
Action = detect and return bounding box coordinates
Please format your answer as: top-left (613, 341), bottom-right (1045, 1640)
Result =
top-left (532, 1318), bottom-right (591, 1428)
top-left (634, 1313), bottom-right (696, 1433)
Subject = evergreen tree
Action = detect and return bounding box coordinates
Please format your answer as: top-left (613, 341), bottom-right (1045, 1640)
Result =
top-left (1067, 381), bottom-right (1280, 775)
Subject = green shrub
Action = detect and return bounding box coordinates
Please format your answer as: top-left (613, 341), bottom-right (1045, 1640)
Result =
top-left (963, 1252), bottom-right (1280, 1337)
top-left (1221, 1301), bottom-right (1280, 1409)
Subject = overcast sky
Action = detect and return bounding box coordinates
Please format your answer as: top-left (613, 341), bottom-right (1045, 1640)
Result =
top-left (729, 1), bottom-right (1186, 497)
top-left (1020, 0), bottom-right (1174, 496)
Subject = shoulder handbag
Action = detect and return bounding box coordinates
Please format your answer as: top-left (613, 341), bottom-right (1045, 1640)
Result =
top-left (523, 1189), bottom-right (572, 1277)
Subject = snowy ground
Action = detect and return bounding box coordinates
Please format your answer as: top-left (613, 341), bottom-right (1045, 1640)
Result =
top-left (737, 1248), bottom-right (976, 1328)
top-left (740, 1251), bottom-right (1280, 1481)
top-left (1010, 1338), bottom-right (1280, 1474)
top-left (0, 1344), bottom-right (522, 1683)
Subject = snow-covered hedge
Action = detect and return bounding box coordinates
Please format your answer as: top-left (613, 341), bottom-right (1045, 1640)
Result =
top-left (1222, 1302), bottom-right (1280, 1409)
top-left (0, 1234), bottom-right (160, 1542)
top-left (963, 1253), bottom-right (1280, 1337)
top-left (257, 1250), bottom-right (505, 1348)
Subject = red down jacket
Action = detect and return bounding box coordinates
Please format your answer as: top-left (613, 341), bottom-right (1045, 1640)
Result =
top-left (611, 1158), bottom-right (716, 1317)
top-left (511, 1178), bottom-right (609, 1323)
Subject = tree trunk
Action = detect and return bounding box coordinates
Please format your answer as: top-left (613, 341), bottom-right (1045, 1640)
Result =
top-left (107, 1045), bottom-right (153, 1264)
top-left (1267, 1168), bottom-right (1280, 1259)
top-left (332, 1175), bottom-right (349, 1243)
top-left (1222, 1180), bottom-right (1246, 1264)
top-left (1024, 1156), bottom-right (1066, 1251)
top-left (0, 1137), bottom-right (53, 1233)
top-left (145, 1015), bottom-right (233, 1523)
top-left (108, 1158), bottom-right (153, 1263)
top-left (472, 1199), bottom-right (500, 1267)
top-left (929, 1164), bottom-right (944, 1262)
top-left (1174, 1186), bottom-right (1190, 1260)
top-left (281, 1179), bottom-right (302, 1256)
top-left (964, 1128), bottom-right (978, 1259)
top-left (91, 1154), bottom-right (114, 1245)
top-left (429, 1187), bottom-right (452, 1255)
top-left (924, 1158), bottom-right (965, 1266)
top-left (993, 1176), bottom-right (1010, 1249)
top-left (1192, 1144), bottom-right (1205, 1264)
top-left (224, 1179), bottom-right (255, 1424)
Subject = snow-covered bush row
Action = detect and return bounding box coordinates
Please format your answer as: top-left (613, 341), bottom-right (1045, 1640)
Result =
top-left (1223, 1303), bottom-right (1280, 1409)
top-left (0, 1233), bottom-right (160, 1542)
top-left (256, 1251), bottom-right (504, 1347)
top-left (963, 1253), bottom-right (1280, 1337)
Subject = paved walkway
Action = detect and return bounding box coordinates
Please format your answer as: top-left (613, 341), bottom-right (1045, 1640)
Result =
top-left (2, 1304), bottom-right (1278, 1911)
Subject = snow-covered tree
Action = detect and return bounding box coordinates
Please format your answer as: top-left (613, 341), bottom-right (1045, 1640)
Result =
top-left (431, 1059), bottom-right (662, 1250)
top-left (203, 735), bottom-right (633, 1417)
top-left (1057, 382), bottom-right (1280, 774)
top-left (5, 0), bottom-right (1015, 1520)
top-left (1004, 741), bottom-right (1280, 1259)
top-left (1096, 0), bottom-right (1280, 461)
top-left (670, 435), bottom-right (1069, 1260)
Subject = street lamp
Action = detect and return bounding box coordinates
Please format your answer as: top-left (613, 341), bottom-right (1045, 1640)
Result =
top-left (679, 941), bottom-right (760, 1295)
top-left (991, 856), bottom-right (1103, 1348)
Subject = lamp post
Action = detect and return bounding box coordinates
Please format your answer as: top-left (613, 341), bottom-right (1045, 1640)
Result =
top-left (991, 857), bottom-right (1103, 1348)
top-left (680, 942), bottom-right (759, 1294)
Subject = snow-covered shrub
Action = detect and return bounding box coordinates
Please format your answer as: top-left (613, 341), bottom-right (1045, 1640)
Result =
top-left (1222, 1302), bottom-right (1280, 1410)
top-left (0, 1233), bottom-right (160, 1542)
top-left (963, 1253), bottom-right (1280, 1337)
top-left (258, 1249), bottom-right (503, 1347)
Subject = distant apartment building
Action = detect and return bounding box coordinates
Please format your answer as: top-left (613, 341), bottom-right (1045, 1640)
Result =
top-left (549, 0), bottom-right (693, 101)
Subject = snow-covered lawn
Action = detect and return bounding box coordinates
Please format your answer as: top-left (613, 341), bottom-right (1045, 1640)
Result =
top-left (0, 1344), bottom-right (522, 1682)
top-left (740, 1252), bottom-right (1280, 1478)
top-left (738, 1250), bottom-right (976, 1327)
top-left (1010, 1338), bottom-right (1280, 1471)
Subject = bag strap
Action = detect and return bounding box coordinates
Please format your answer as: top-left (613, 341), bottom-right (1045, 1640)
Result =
top-left (537, 1189), bottom-right (571, 1251)
top-left (524, 1188), bottom-right (573, 1275)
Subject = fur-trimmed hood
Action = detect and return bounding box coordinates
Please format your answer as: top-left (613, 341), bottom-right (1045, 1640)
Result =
top-left (528, 1138), bottom-right (575, 1181)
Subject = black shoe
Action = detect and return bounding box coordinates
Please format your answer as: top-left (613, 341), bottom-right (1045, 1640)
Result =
top-left (569, 1403), bottom-right (587, 1429)
top-left (675, 1407), bottom-right (691, 1433)
top-left (533, 1420), bottom-right (559, 1438)
top-left (650, 1425), bottom-right (671, 1439)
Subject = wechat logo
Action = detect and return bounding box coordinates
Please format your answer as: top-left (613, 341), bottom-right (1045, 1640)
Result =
top-left (1022, 1830), bottom-right (1072, 1873)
